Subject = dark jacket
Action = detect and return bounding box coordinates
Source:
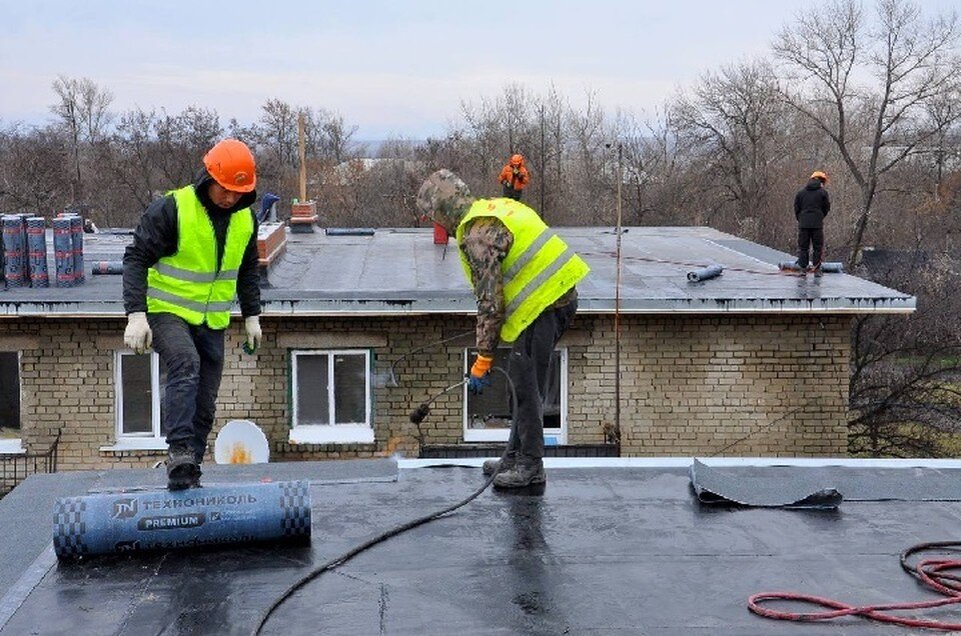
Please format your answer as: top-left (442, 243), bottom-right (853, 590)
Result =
top-left (123, 170), bottom-right (261, 318)
top-left (794, 179), bottom-right (831, 229)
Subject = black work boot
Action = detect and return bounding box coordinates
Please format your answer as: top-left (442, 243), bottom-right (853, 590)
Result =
top-left (813, 264), bottom-right (823, 278)
top-left (493, 454), bottom-right (545, 489)
top-left (482, 451), bottom-right (516, 476)
top-left (189, 464), bottom-right (203, 489)
top-left (166, 444), bottom-right (200, 491)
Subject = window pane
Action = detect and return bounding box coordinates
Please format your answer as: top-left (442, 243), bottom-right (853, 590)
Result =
top-left (334, 354), bottom-right (367, 424)
top-left (543, 351), bottom-right (562, 429)
top-left (121, 354), bottom-right (153, 435)
top-left (467, 350), bottom-right (512, 430)
top-left (296, 354), bottom-right (329, 425)
top-left (0, 352), bottom-right (19, 434)
top-left (466, 349), bottom-right (562, 430)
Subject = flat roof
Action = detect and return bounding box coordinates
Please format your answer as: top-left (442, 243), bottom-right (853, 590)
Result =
top-left (0, 226), bottom-right (914, 317)
top-left (1, 459), bottom-right (959, 634)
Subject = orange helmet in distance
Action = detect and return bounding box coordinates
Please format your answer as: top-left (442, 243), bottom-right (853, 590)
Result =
top-left (510, 154), bottom-right (524, 166)
top-left (810, 170), bottom-right (828, 184)
top-left (204, 139), bottom-right (257, 193)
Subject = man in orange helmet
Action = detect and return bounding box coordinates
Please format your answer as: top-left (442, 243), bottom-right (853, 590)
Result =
top-left (498, 153), bottom-right (530, 201)
top-left (122, 138), bottom-right (262, 490)
top-left (794, 170), bottom-right (831, 277)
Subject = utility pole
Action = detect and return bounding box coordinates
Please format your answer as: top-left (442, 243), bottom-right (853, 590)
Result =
top-left (539, 104), bottom-right (546, 216)
top-left (298, 113), bottom-right (307, 202)
top-left (614, 142), bottom-right (623, 448)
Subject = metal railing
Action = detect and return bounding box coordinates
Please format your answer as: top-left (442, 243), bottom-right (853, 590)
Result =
top-left (0, 432), bottom-right (60, 498)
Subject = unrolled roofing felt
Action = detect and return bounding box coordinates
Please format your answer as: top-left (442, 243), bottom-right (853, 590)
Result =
top-left (0, 226), bottom-right (914, 316)
top-left (690, 459), bottom-right (961, 507)
top-left (690, 459), bottom-right (842, 508)
top-left (3, 462), bottom-right (961, 634)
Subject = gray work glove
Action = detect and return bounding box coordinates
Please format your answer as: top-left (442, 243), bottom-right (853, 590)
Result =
top-left (123, 312), bottom-right (152, 354)
top-left (245, 316), bottom-right (262, 353)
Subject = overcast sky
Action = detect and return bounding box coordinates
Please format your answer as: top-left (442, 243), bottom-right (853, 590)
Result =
top-left (1, 1), bottom-right (957, 139)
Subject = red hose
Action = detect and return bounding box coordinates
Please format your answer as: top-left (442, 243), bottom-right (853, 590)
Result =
top-left (749, 542), bottom-right (961, 630)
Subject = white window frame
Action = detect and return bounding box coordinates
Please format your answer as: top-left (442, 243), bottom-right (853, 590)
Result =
top-left (463, 347), bottom-right (568, 445)
top-left (0, 350), bottom-right (23, 454)
top-left (106, 350), bottom-right (167, 451)
top-left (289, 349), bottom-right (374, 444)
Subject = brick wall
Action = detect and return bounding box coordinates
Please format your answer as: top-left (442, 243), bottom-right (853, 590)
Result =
top-left (0, 312), bottom-right (850, 470)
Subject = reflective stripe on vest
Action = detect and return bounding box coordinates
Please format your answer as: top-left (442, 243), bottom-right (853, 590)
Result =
top-left (147, 185), bottom-right (253, 329)
top-left (456, 198), bottom-right (590, 342)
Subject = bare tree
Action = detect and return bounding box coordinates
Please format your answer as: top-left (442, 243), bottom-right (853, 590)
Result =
top-left (774, 0), bottom-right (961, 267)
top-left (849, 251), bottom-right (961, 457)
top-left (670, 60), bottom-right (788, 239)
top-left (49, 75), bottom-right (114, 204)
top-left (0, 122), bottom-right (67, 216)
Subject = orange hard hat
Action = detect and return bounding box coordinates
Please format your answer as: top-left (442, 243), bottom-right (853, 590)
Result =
top-left (510, 154), bottom-right (524, 165)
top-left (204, 139), bottom-right (257, 193)
top-left (810, 170), bottom-right (828, 184)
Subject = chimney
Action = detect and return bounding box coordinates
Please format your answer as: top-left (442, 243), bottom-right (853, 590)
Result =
top-left (289, 200), bottom-right (317, 234)
top-left (257, 221), bottom-right (287, 285)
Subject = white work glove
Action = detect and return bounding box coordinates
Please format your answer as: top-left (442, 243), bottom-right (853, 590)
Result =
top-left (244, 316), bottom-right (262, 353)
top-left (124, 312), bottom-right (152, 354)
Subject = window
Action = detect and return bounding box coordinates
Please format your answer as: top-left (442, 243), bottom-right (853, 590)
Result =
top-left (290, 350), bottom-right (373, 444)
top-left (463, 347), bottom-right (567, 444)
top-left (115, 351), bottom-right (165, 442)
top-left (0, 352), bottom-right (21, 452)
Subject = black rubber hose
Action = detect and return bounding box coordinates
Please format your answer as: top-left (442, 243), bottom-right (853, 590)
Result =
top-left (251, 367), bottom-right (517, 636)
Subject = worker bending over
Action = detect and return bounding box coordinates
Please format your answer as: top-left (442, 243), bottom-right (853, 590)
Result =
top-left (416, 170), bottom-right (589, 489)
top-left (123, 139), bottom-right (263, 490)
top-left (499, 154), bottom-right (530, 201)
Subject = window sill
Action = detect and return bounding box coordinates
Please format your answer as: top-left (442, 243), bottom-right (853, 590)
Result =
top-left (100, 438), bottom-right (168, 453)
top-left (464, 430), bottom-right (565, 444)
top-left (289, 425), bottom-right (375, 445)
top-left (0, 438), bottom-right (25, 455)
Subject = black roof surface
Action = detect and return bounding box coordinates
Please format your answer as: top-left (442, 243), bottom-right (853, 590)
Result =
top-left (2, 458), bottom-right (961, 635)
top-left (0, 226), bottom-right (914, 317)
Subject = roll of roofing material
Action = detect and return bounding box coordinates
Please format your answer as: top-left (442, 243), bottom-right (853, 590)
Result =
top-left (52, 217), bottom-right (75, 287)
top-left (820, 262), bottom-right (844, 273)
top-left (16, 215), bottom-right (29, 285)
top-left (686, 264), bottom-right (723, 282)
top-left (2, 215), bottom-right (26, 288)
top-left (62, 214), bottom-right (85, 284)
top-left (53, 480), bottom-right (311, 559)
top-left (778, 261), bottom-right (844, 273)
top-left (26, 217), bottom-right (48, 288)
top-left (91, 261), bottom-right (124, 275)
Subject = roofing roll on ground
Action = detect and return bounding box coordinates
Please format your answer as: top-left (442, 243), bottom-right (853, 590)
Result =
top-left (53, 480), bottom-right (311, 558)
top-left (686, 264), bottom-right (724, 282)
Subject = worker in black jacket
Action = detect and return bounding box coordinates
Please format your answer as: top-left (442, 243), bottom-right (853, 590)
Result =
top-left (122, 139), bottom-right (262, 489)
top-left (794, 170), bottom-right (831, 276)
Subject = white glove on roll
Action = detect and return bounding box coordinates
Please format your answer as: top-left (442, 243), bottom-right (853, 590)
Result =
top-left (245, 316), bottom-right (262, 352)
top-left (124, 312), bottom-right (152, 354)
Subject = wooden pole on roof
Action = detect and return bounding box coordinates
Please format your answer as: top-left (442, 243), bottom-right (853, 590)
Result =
top-left (298, 113), bottom-right (307, 202)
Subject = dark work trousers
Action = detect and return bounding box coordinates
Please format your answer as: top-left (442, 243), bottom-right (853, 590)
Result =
top-left (797, 227), bottom-right (824, 269)
top-left (502, 184), bottom-right (522, 200)
top-left (507, 298), bottom-right (578, 459)
top-left (148, 312), bottom-right (225, 463)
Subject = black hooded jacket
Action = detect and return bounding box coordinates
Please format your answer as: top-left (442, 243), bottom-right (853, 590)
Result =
top-left (122, 170), bottom-right (261, 318)
top-left (794, 178), bottom-right (831, 229)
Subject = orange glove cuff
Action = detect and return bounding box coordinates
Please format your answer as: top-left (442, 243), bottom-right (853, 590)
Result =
top-left (470, 354), bottom-right (494, 378)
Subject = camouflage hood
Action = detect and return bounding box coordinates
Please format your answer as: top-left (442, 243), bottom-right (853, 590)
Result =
top-left (416, 169), bottom-right (475, 233)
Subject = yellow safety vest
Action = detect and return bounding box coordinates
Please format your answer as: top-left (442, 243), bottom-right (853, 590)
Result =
top-left (457, 198), bottom-right (590, 342)
top-left (146, 185), bottom-right (254, 329)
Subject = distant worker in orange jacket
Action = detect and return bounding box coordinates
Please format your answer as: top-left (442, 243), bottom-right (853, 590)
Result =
top-left (499, 154), bottom-right (530, 201)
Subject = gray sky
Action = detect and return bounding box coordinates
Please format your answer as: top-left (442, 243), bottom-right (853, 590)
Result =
top-left (1, 0), bottom-right (956, 139)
